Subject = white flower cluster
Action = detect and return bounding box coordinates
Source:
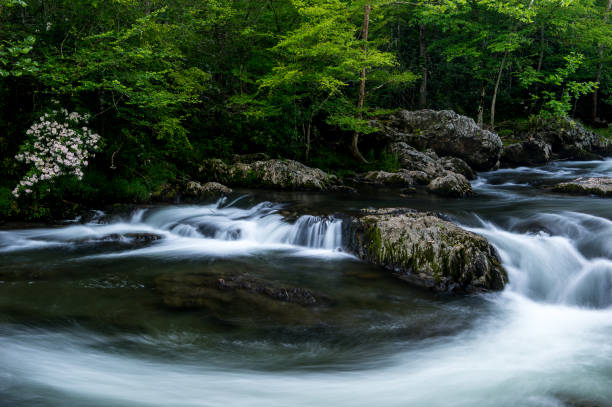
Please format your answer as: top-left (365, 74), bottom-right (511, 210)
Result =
top-left (13, 109), bottom-right (101, 198)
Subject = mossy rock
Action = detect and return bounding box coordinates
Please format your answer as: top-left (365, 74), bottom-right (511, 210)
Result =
top-left (345, 208), bottom-right (507, 293)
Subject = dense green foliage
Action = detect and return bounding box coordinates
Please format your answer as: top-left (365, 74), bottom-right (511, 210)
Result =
top-left (1, 0), bottom-right (611, 218)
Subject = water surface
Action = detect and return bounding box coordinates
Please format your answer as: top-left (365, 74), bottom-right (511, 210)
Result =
top-left (1, 159), bottom-right (611, 406)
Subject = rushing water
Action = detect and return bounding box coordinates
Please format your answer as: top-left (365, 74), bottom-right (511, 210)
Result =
top-left (1, 159), bottom-right (611, 407)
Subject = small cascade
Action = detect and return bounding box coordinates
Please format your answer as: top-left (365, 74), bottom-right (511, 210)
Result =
top-left (468, 211), bottom-right (612, 308)
top-left (0, 198), bottom-right (346, 256)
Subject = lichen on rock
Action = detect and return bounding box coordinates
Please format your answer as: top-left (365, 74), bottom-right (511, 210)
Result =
top-left (346, 208), bottom-right (507, 293)
top-left (553, 177), bottom-right (612, 198)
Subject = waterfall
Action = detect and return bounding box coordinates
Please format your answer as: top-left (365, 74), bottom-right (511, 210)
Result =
top-left (467, 211), bottom-right (612, 308)
top-left (0, 198), bottom-right (346, 258)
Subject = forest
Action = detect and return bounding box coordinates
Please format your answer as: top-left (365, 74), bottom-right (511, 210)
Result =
top-left (1, 0), bottom-right (611, 218)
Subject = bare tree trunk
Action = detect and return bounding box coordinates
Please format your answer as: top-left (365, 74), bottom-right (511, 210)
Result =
top-left (419, 24), bottom-right (428, 108)
top-left (490, 50), bottom-right (508, 130)
top-left (593, 0), bottom-right (612, 122)
top-left (351, 2), bottom-right (371, 163)
top-left (477, 82), bottom-right (486, 128)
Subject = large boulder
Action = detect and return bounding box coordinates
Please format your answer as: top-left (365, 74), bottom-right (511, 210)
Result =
top-left (439, 156), bottom-right (476, 180)
top-left (553, 177), bottom-right (612, 198)
top-left (387, 142), bottom-right (446, 180)
top-left (345, 208), bottom-right (507, 293)
top-left (378, 110), bottom-right (503, 171)
top-left (355, 169), bottom-right (427, 187)
top-left (531, 117), bottom-right (611, 158)
top-left (183, 181), bottom-right (233, 198)
top-left (501, 139), bottom-right (552, 167)
top-left (427, 172), bottom-right (472, 198)
top-left (199, 159), bottom-right (334, 191)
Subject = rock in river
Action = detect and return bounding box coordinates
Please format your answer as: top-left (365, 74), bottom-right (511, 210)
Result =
top-left (377, 110), bottom-right (503, 171)
top-left (427, 172), bottom-right (472, 198)
top-left (346, 208), bottom-right (507, 293)
top-left (199, 158), bottom-right (334, 191)
top-left (553, 177), bottom-right (612, 198)
top-left (183, 181), bottom-right (233, 198)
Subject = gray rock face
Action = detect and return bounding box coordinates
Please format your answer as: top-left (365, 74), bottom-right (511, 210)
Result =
top-left (532, 117), bottom-right (611, 157)
top-left (553, 177), bottom-right (612, 198)
top-left (202, 182), bottom-right (233, 197)
top-left (355, 143), bottom-right (475, 197)
top-left (439, 156), bottom-right (476, 180)
top-left (427, 172), bottom-right (472, 198)
top-left (356, 169), bottom-right (426, 187)
top-left (387, 142), bottom-right (446, 179)
top-left (184, 181), bottom-right (233, 198)
top-left (379, 110), bottom-right (503, 170)
top-left (345, 208), bottom-right (507, 293)
top-left (501, 139), bottom-right (552, 166)
top-left (199, 159), bottom-right (333, 191)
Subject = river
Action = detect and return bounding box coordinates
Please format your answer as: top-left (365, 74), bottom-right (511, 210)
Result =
top-left (1, 159), bottom-right (611, 406)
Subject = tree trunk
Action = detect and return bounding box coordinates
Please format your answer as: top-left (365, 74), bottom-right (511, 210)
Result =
top-left (477, 82), bottom-right (486, 128)
top-left (419, 24), bottom-right (428, 108)
top-left (490, 50), bottom-right (508, 130)
top-left (351, 2), bottom-right (371, 164)
top-left (593, 0), bottom-right (612, 122)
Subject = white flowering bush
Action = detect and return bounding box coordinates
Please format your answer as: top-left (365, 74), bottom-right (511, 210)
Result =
top-left (13, 109), bottom-right (102, 198)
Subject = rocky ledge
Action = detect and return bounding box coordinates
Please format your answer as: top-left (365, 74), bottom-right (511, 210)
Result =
top-left (501, 117), bottom-right (611, 167)
top-left (345, 208), bottom-right (507, 293)
top-left (553, 177), bottom-right (612, 198)
top-left (374, 110), bottom-right (503, 171)
top-left (354, 142), bottom-right (473, 198)
top-left (199, 158), bottom-right (335, 191)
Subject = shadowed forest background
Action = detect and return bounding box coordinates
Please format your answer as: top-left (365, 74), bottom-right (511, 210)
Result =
top-left (1, 0), bottom-right (611, 218)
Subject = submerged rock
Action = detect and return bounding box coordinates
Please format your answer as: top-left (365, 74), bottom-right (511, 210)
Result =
top-left (427, 172), bottom-right (472, 198)
top-left (553, 177), bottom-right (612, 198)
top-left (346, 208), bottom-right (507, 293)
top-left (199, 158), bottom-right (333, 191)
top-left (378, 110), bottom-right (502, 171)
top-left (154, 272), bottom-right (329, 325)
top-left (531, 117), bottom-right (611, 158)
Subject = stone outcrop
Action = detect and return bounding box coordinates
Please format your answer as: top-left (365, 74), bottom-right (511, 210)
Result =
top-left (501, 139), bottom-right (552, 166)
top-left (377, 110), bottom-right (503, 170)
top-left (427, 172), bottom-right (472, 198)
top-left (388, 142), bottom-right (446, 179)
top-left (354, 143), bottom-right (475, 197)
top-left (531, 117), bottom-right (611, 158)
top-left (183, 181), bottom-right (233, 198)
top-left (439, 156), bottom-right (476, 180)
top-left (553, 177), bottom-right (612, 198)
top-left (355, 169), bottom-right (426, 187)
top-left (501, 117), bottom-right (611, 167)
top-left (199, 158), bottom-right (334, 191)
top-left (345, 208), bottom-right (507, 293)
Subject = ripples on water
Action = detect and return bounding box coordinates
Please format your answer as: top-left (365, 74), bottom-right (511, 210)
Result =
top-left (1, 159), bottom-right (611, 406)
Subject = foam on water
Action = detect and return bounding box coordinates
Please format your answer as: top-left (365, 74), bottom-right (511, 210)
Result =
top-left (0, 198), bottom-right (349, 260)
